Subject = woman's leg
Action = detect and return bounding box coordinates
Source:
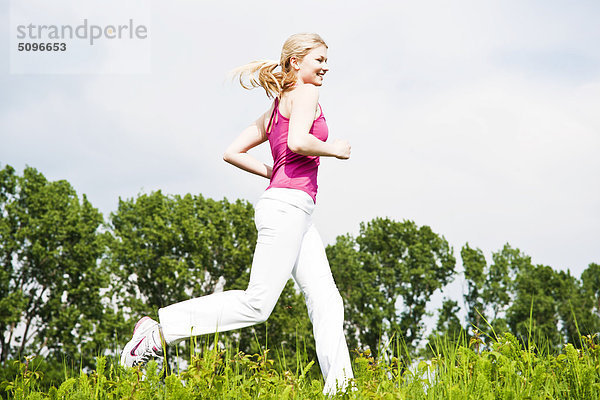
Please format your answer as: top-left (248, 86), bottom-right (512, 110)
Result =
top-left (292, 223), bottom-right (354, 395)
top-left (158, 198), bottom-right (310, 345)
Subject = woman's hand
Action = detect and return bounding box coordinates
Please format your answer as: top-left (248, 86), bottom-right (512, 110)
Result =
top-left (331, 139), bottom-right (351, 159)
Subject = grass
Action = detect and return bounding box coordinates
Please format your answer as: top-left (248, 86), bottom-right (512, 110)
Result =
top-left (2, 330), bottom-right (600, 399)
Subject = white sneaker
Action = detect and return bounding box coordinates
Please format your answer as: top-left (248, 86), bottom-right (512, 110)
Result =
top-left (120, 316), bottom-right (164, 367)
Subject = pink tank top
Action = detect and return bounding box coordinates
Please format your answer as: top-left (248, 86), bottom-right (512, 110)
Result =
top-left (265, 97), bottom-right (329, 203)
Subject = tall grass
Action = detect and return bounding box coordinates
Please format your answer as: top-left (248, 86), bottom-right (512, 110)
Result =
top-left (2, 330), bottom-right (600, 399)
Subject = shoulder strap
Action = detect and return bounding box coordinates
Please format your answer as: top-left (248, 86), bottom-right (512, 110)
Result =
top-left (266, 97), bottom-right (279, 134)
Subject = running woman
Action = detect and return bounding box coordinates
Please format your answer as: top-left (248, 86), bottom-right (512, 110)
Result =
top-left (120, 33), bottom-right (354, 394)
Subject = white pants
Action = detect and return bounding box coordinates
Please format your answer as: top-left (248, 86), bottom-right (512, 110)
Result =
top-left (158, 188), bottom-right (354, 394)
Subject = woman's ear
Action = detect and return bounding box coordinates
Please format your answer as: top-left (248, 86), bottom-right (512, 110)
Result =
top-left (290, 56), bottom-right (300, 71)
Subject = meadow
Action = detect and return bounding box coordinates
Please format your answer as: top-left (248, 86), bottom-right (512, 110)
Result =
top-left (3, 330), bottom-right (600, 400)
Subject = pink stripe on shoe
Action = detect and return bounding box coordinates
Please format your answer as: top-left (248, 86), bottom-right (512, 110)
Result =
top-left (133, 316), bottom-right (151, 333)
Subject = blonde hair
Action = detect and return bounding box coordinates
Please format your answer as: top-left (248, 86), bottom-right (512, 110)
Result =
top-left (231, 33), bottom-right (328, 99)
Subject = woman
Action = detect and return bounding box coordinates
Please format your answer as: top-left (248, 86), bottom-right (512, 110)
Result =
top-left (121, 33), bottom-right (354, 394)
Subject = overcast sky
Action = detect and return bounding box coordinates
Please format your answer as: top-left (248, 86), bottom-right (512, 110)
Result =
top-left (2, 0), bottom-right (599, 291)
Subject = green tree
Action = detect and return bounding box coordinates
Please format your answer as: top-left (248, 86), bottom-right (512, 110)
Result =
top-left (461, 243), bottom-right (487, 332)
top-left (326, 234), bottom-right (381, 354)
top-left (460, 243), bottom-right (516, 338)
top-left (0, 165), bottom-right (21, 364)
top-left (506, 259), bottom-right (563, 350)
top-left (581, 263), bottom-right (600, 317)
top-left (434, 299), bottom-right (463, 338)
top-left (328, 218), bottom-right (456, 357)
top-left (0, 165), bottom-right (106, 366)
top-left (482, 244), bottom-right (518, 335)
top-left (496, 247), bottom-right (598, 351)
top-left (421, 298), bottom-right (464, 357)
top-left (575, 262), bottom-right (600, 341)
top-left (556, 269), bottom-right (600, 345)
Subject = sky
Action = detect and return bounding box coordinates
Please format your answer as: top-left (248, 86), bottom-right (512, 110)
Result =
top-left (1, 0), bottom-right (599, 316)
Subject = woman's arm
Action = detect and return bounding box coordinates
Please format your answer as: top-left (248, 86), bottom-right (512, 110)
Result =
top-left (223, 108), bottom-right (273, 179)
top-left (287, 84), bottom-right (351, 159)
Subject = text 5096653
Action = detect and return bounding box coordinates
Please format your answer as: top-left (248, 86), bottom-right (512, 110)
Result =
top-left (18, 42), bottom-right (67, 51)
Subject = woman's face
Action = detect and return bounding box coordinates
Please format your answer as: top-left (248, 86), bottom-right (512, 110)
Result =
top-left (293, 45), bottom-right (329, 86)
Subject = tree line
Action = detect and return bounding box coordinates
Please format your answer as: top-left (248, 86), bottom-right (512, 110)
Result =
top-left (1, 164), bottom-right (599, 372)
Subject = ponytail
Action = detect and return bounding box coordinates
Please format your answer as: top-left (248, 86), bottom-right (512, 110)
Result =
top-left (230, 59), bottom-right (296, 99)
